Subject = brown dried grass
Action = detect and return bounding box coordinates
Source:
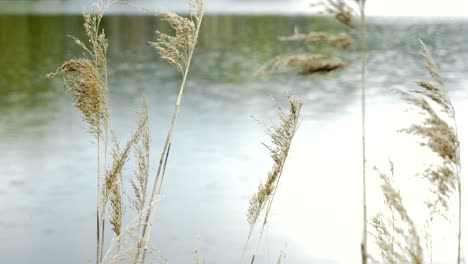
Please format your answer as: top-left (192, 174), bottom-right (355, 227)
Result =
top-left (258, 53), bottom-right (347, 75)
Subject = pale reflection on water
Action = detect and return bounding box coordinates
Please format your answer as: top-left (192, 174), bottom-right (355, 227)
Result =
top-left (0, 15), bottom-right (467, 263)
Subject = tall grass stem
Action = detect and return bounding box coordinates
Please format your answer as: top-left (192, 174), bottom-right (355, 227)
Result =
top-left (359, 0), bottom-right (368, 263)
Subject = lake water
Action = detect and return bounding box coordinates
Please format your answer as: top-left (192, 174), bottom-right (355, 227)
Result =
top-left (0, 14), bottom-right (467, 264)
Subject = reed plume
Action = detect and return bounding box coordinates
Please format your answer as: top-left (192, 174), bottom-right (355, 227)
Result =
top-left (399, 41), bottom-right (461, 263)
top-left (371, 163), bottom-right (424, 264)
top-left (47, 58), bottom-right (107, 137)
top-left (131, 97), bottom-right (150, 214)
top-left (311, 0), bottom-right (355, 28)
top-left (149, 0), bottom-right (203, 75)
top-left (240, 96), bottom-right (302, 264)
top-left (105, 112), bottom-right (147, 236)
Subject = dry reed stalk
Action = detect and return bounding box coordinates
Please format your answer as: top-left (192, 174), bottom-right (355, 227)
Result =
top-left (399, 41), bottom-right (461, 263)
top-left (311, 0), bottom-right (355, 28)
top-left (47, 2), bottom-right (112, 262)
top-left (258, 54), bottom-right (347, 75)
top-left (371, 164), bottom-right (424, 264)
top-left (279, 31), bottom-right (354, 49)
top-left (357, 1), bottom-right (368, 263)
top-left (240, 97), bottom-right (302, 264)
top-left (132, 1), bottom-right (205, 263)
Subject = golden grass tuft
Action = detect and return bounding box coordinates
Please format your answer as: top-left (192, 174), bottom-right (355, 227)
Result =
top-left (279, 31), bottom-right (353, 49)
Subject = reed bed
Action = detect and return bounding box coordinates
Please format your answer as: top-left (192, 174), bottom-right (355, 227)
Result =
top-left (45, 0), bottom-right (466, 263)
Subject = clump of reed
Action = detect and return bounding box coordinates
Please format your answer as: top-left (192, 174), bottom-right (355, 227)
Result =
top-left (240, 96), bottom-right (303, 264)
top-left (47, 0), bottom-right (205, 263)
top-left (371, 162), bottom-right (424, 264)
top-left (397, 41), bottom-right (461, 263)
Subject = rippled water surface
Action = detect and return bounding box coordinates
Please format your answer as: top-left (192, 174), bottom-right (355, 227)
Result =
top-left (0, 14), bottom-right (467, 263)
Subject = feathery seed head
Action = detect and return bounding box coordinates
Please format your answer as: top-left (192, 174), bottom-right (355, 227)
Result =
top-left (312, 0), bottom-right (355, 28)
top-left (372, 166), bottom-right (424, 264)
top-left (131, 97), bottom-right (151, 213)
top-left (399, 41), bottom-right (459, 214)
top-left (247, 97), bottom-right (302, 230)
top-left (48, 59), bottom-right (107, 137)
top-left (150, 0), bottom-right (204, 74)
top-left (48, 2), bottom-right (110, 137)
